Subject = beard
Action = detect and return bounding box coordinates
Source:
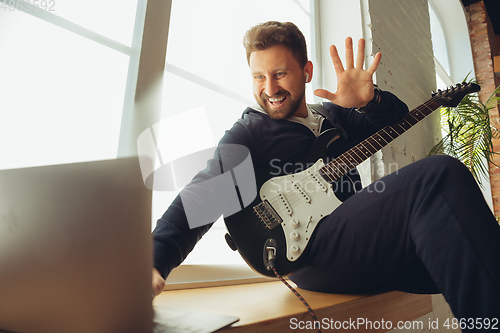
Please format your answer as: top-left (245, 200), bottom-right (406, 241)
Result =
top-left (256, 88), bottom-right (305, 120)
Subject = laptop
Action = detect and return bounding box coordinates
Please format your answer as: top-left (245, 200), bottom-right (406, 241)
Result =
top-left (0, 158), bottom-right (238, 333)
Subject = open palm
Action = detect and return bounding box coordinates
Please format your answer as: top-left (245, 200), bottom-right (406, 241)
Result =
top-left (314, 37), bottom-right (381, 109)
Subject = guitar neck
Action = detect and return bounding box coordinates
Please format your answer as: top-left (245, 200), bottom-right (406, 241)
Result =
top-left (319, 97), bottom-right (442, 182)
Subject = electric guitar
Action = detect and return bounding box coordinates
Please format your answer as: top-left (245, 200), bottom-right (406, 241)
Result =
top-left (223, 83), bottom-right (480, 277)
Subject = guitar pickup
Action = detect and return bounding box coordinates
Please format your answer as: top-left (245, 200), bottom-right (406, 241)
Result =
top-left (253, 200), bottom-right (282, 229)
top-left (293, 183), bottom-right (311, 203)
top-left (308, 170), bottom-right (328, 193)
top-left (278, 193), bottom-right (293, 216)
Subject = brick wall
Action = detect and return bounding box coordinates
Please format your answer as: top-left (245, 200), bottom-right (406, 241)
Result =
top-left (368, 0), bottom-right (440, 177)
top-left (464, 1), bottom-right (500, 217)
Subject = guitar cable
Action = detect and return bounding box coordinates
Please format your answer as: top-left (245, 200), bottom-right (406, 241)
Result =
top-left (267, 248), bottom-right (322, 333)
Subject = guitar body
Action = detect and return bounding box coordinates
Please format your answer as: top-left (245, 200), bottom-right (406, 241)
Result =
top-left (223, 129), bottom-right (356, 277)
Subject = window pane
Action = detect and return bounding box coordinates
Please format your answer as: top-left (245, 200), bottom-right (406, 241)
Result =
top-left (0, 10), bottom-right (129, 169)
top-left (154, 0), bottom-right (313, 265)
top-left (46, 0), bottom-right (138, 46)
top-left (429, 4), bottom-right (450, 76)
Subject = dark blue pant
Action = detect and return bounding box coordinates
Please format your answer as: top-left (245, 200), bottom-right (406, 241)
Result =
top-left (289, 155), bottom-right (500, 327)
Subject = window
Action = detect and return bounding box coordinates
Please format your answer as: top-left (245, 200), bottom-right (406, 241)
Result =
top-left (428, 0), bottom-right (476, 87)
top-left (152, 0), bottom-right (315, 265)
top-left (429, 2), bottom-right (451, 87)
top-left (0, 0), bottom-right (143, 170)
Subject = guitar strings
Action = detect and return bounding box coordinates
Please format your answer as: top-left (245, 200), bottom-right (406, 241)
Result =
top-left (267, 173), bottom-right (328, 213)
top-left (320, 97), bottom-right (440, 183)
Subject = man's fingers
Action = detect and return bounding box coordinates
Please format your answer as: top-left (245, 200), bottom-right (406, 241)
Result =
top-left (356, 38), bottom-right (365, 69)
top-left (333, 37), bottom-right (370, 72)
top-left (314, 89), bottom-right (336, 103)
top-left (153, 280), bottom-right (165, 295)
top-left (152, 268), bottom-right (166, 299)
top-left (367, 52), bottom-right (382, 74)
top-left (152, 280), bottom-right (165, 298)
top-left (344, 37), bottom-right (354, 69)
top-left (329, 45), bottom-right (344, 74)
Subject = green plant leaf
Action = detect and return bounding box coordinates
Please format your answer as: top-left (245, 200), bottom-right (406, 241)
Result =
top-left (429, 78), bottom-right (500, 187)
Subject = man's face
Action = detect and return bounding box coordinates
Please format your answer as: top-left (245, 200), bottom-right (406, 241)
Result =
top-left (249, 45), bottom-right (309, 120)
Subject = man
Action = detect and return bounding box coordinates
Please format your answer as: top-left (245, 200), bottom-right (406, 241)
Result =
top-left (152, 21), bottom-right (500, 325)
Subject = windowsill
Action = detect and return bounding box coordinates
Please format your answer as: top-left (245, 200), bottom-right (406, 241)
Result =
top-left (164, 264), bottom-right (272, 291)
top-left (155, 280), bottom-right (433, 332)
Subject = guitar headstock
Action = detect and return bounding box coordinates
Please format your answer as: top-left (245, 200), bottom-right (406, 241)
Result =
top-left (432, 82), bottom-right (481, 107)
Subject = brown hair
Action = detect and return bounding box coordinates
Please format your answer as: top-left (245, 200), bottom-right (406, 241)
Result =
top-left (243, 21), bottom-right (308, 68)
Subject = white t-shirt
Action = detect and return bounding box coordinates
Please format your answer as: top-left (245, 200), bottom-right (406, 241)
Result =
top-left (251, 104), bottom-right (324, 137)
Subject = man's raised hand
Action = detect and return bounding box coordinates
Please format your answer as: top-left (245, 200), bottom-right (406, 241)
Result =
top-left (314, 37), bottom-right (381, 109)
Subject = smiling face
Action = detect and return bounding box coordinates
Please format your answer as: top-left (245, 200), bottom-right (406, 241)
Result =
top-left (249, 45), bottom-right (312, 120)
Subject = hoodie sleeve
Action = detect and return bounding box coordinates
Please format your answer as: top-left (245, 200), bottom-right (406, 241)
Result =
top-left (152, 120), bottom-right (257, 279)
top-left (325, 90), bottom-right (409, 147)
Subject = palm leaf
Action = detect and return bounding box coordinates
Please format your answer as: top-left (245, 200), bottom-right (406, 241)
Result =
top-left (430, 78), bottom-right (500, 187)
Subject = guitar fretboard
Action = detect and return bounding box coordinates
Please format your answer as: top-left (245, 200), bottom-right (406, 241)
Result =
top-left (319, 98), bottom-right (442, 182)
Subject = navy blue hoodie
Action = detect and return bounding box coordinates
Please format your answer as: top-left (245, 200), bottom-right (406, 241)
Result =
top-left (153, 91), bottom-right (409, 278)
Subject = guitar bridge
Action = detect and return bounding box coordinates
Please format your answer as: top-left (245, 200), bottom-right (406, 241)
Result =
top-left (253, 200), bottom-right (282, 229)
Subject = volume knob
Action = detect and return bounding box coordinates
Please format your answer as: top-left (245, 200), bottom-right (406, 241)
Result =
top-left (290, 244), bottom-right (300, 255)
top-left (290, 231), bottom-right (300, 242)
top-left (290, 219), bottom-right (300, 229)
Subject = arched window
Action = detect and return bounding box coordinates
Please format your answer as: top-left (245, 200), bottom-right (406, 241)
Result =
top-left (429, 2), bottom-right (452, 88)
top-left (428, 0), bottom-right (476, 87)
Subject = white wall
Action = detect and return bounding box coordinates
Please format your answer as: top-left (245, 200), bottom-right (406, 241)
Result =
top-left (369, 0), bottom-right (441, 178)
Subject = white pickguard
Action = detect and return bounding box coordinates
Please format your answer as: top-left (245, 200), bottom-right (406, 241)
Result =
top-left (259, 159), bottom-right (343, 261)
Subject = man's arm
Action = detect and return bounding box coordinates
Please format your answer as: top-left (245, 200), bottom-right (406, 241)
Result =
top-left (323, 90), bottom-right (409, 150)
top-left (151, 121), bottom-right (257, 295)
